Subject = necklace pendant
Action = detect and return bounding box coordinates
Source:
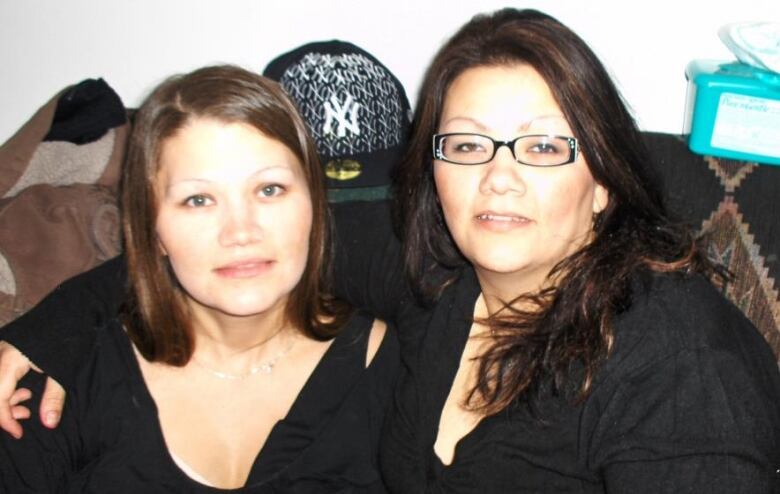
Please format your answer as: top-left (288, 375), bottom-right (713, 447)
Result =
top-left (193, 338), bottom-right (295, 380)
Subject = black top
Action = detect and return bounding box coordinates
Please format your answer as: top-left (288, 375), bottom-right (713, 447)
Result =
top-left (379, 267), bottom-right (780, 493)
top-left (0, 311), bottom-right (400, 493)
top-left (333, 202), bottom-right (780, 492)
top-left (3, 201), bottom-right (780, 492)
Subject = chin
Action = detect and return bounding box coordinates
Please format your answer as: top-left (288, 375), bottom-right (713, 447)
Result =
top-left (470, 261), bottom-right (527, 279)
top-left (467, 247), bottom-right (527, 272)
top-left (475, 263), bottom-right (530, 278)
top-left (190, 289), bottom-right (287, 319)
top-left (225, 296), bottom-right (285, 317)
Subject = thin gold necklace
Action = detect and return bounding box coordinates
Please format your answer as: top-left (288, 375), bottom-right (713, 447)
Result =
top-left (192, 337), bottom-right (295, 380)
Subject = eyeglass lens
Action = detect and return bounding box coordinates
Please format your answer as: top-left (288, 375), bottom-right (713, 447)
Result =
top-left (439, 134), bottom-right (573, 166)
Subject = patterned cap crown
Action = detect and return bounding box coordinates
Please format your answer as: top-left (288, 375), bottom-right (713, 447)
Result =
top-left (264, 40), bottom-right (411, 188)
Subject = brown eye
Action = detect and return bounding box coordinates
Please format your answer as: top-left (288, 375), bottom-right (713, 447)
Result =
top-left (528, 142), bottom-right (559, 154)
top-left (445, 135), bottom-right (490, 156)
top-left (454, 141), bottom-right (485, 153)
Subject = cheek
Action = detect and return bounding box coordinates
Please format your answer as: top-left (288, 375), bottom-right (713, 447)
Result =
top-left (155, 212), bottom-right (176, 258)
top-left (537, 171), bottom-right (599, 234)
top-left (296, 208), bottom-right (313, 260)
top-left (155, 229), bottom-right (203, 292)
top-left (157, 234), bottom-right (183, 262)
top-left (155, 210), bottom-right (209, 264)
top-left (434, 165), bottom-right (474, 221)
top-left (277, 194), bottom-right (313, 261)
top-left (293, 195), bottom-right (313, 242)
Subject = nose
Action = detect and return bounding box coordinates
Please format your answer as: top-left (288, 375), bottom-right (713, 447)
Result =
top-left (218, 199), bottom-right (263, 247)
top-left (480, 144), bottom-right (526, 196)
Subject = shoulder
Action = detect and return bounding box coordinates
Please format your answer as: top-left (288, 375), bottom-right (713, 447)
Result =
top-left (366, 318), bottom-right (400, 371)
top-left (597, 272), bottom-right (780, 401)
top-left (68, 318), bottom-right (138, 399)
top-left (333, 311), bottom-right (399, 369)
top-left (627, 271), bottom-right (729, 317)
top-left (613, 272), bottom-right (769, 359)
top-left (366, 319), bottom-right (387, 367)
top-left (584, 273), bottom-right (780, 475)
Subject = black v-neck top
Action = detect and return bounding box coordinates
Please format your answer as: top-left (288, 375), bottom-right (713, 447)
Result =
top-left (377, 267), bottom-right (780, 493)
top-left (2, 201), bottom-right (779, 492)
top-left (330, 202), bottom-right (780, 492)
top-left (0, 311), bottom-right (399, 493)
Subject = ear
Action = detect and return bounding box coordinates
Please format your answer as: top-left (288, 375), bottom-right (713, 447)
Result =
top-left (592, 182), bottom-right (609, 214)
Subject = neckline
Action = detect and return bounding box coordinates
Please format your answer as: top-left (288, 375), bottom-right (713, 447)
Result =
top-left (109, 312), bottom-right (369, 490)
top-left (425, 268), bottom-right (495, 469)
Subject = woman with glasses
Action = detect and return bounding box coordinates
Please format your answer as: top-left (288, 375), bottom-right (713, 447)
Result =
top-left (373, 9), bottom-right (780, 491)
top-left (2, 8), bottom-right (780, 493)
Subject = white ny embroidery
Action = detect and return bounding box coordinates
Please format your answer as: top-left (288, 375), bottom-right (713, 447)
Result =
top-left (323, 93), bottom-right (361, 137)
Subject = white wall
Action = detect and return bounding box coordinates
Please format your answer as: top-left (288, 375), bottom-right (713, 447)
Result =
top-left (2, 0), bottom-right (778, 143)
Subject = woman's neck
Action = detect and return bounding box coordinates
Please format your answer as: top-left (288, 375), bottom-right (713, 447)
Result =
top-left (474, 268), bottom-right (550, 316)
top-left (186, 298), bottom-right (295, 368)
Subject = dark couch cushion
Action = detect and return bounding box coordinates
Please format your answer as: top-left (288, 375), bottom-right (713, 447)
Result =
top-left (645, 132), bottom-right (780, 360)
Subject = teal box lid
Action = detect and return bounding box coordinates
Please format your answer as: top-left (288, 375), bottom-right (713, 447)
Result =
top-left (684, 60), bottom-right (780, 165)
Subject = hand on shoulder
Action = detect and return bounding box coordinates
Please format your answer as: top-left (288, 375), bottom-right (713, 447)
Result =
top-left (0, 341), bottom-right (65, 438)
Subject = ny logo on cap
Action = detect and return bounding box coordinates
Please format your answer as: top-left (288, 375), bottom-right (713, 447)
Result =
top-left (323, 93), bottom-right (361, 138)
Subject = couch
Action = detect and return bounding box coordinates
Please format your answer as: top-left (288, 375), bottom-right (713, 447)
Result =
top-left (1, 79), bottom-right (778, 364)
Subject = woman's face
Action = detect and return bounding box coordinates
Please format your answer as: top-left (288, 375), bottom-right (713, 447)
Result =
top-left (155, 118), bottom-right (313, 321)
top-left (433, 64), bottom-right (608, 294)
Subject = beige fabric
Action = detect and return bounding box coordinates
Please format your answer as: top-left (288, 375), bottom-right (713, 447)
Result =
top-left (0, 83), bottom-right (128, 325)
top-left (0, 184), bottom-right (121, 326)
top-left (0, 85), bottom-right (127, 198)
top-left (4, 130), bottom-right (116, 198)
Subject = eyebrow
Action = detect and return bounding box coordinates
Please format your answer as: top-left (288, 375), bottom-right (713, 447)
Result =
top-left (440, 114), bottom-right (568, 132)
top-left (163, 164), bottom-right (294, 190)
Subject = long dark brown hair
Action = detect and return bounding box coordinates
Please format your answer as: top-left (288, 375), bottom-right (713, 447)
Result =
top-left (394, 9), bottom-right (718, 413)
top-left (121, 65), bottom-right (349, 366)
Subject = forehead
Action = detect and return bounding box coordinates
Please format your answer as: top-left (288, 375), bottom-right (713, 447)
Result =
top-left (157, 118), bottom-right (303, 177)
top-left (440, 64), bottom-right (568, 132)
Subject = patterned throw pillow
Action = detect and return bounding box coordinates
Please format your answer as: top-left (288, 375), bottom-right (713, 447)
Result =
top-left (646, 132), bottom-right (780, 361)
top-left (0, 80), bottom-right (127, 325)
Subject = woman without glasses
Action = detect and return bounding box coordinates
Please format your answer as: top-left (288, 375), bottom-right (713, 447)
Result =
top-left (2, 8), bottom-right (780, 493)
top-left (0, 65), bottom-right (398, 492)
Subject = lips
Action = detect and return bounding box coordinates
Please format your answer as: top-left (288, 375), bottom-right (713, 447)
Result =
top-left (476, 213), bottom-right (530, 222)
top-left (213, 259), bottom-right (275, 278)
top-left (475, 211), bottom-right (532, 231)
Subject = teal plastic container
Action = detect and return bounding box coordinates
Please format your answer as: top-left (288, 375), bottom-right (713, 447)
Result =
top-left (684, 60), bottom-right (780, 165)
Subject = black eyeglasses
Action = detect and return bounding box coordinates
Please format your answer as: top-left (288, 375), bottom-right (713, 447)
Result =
top-left (432, 133), bottom-right (579, 167)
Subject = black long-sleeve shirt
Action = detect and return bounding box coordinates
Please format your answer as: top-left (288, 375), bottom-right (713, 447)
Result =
top-left (2, 200), bottom-right (780, 492)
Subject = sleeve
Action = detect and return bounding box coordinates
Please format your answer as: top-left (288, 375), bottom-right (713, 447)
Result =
top-left (0, 372), bottom-right (81, 492)
top-left (331, 200), bottom-right (410, 322)
top-left (590, 345), bottom-right (780, 493)
top-left (0, 255), bottom-right (127, 388)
